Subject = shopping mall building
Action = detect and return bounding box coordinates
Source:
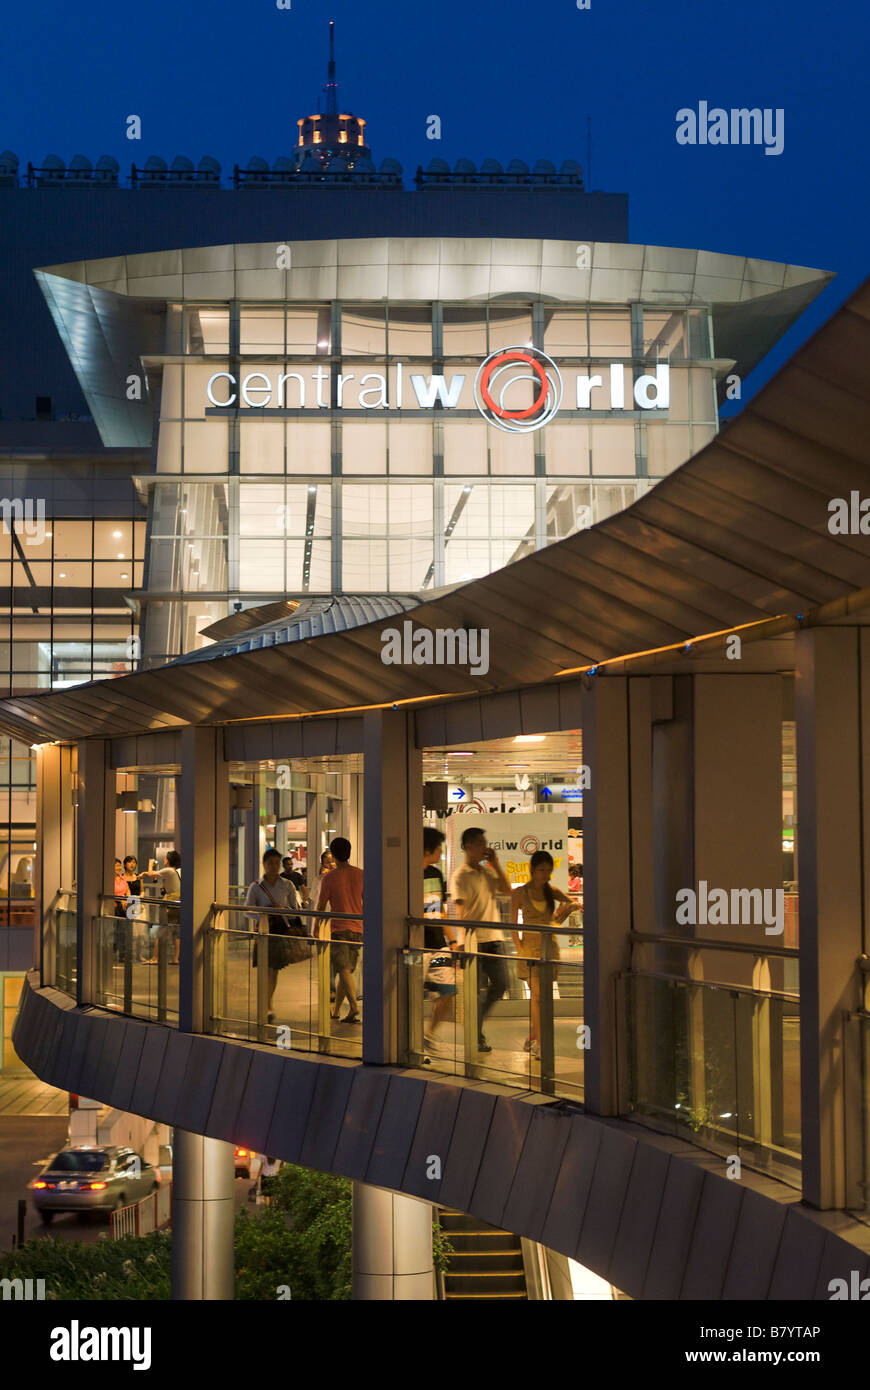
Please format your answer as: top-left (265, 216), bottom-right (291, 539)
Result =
top-left (3, 29), bottom-right (870, 1302)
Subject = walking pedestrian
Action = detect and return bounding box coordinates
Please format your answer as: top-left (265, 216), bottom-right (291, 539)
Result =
top-left (448, 826), bottom-right (511, 1054)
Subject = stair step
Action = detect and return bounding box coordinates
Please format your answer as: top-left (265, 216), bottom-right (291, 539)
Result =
top-left (447, 1251), bottom-right (524, 1272)
top-left (444, 1284), bottom-right (525, 1295)
top-left (446, 1273), bottom-right (527, 1294)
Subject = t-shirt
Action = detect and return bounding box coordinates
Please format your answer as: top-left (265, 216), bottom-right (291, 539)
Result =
top-left (153, 866), bottom-right (181, 899)
top-left (423, 865), bottom-right (447, 949)
top-left (317, 865), bottom-right (363, 936)
top-left (245, 876), bottom-right (299, 920)
top-left (448, 862), bottom-right (505, 943)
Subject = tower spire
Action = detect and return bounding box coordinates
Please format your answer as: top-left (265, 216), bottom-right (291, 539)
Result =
top-left (325, 20), bottom-right (338, 117)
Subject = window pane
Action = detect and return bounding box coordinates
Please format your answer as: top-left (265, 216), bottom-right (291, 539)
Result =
top-left (543, 310), bottom-right (589, 355)
top-left (159, 365), bottom-right (183, 417)
top-left (342, 307), bottom-right (386, 354)
top-left (342, 485), bottom-right (387, 536)
top-left (342, 422), bottom-right (387, 474)
top-left (241, 422), bottom-right (284, 474)
top-left (387, 484), bottom-right (433, 537)
top-left (184, 420), bottom-right (227, 472)
top-left (52, 522), bottom-right (92, 558)
top-left (442, 308), bottom-right (486, 355)
top-left (643, 309), bottom-right (686, 359)
top-left (590, 424), bottom-right (636, 476)
top-left (342, 539), bottom-right (387, 589)
top-left (286, 306), bottom-right (330, 353)
top-left (589, 310), bottom-right (632, 356)
top-left (186, 307), bottom-right (229, 355)
top-left (489, 428), bottom-right (534, 475)
top-left (388, 421), bottom-right (433, 475)
top-left (387, 307), bottom-right (431, 356)
top-left (645, 424), bottom-right (692, 477)
top-left (286, 421), bottom-right (331, 474)
top-left (545, 422), bottom-right (591, 475)
top-left (488, 306), bottom-right (532, 351)
top-left (546, 483), bottom-right (593, 539)
top-left (240, 308), bottom-right (284, 354)
top-left (388, 539), bottom-right (433, 589)
top-left (239, 484), bottom-right (285, 536)
top-left (443, 420), bottom-right (487, 474)
top-left (240, 540), bottom-right (284, 590)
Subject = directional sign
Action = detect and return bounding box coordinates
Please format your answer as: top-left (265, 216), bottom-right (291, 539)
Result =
top-left (536, 784), bottom-right (583, 804)
top-left (448, 785), bottom-right (467, 801)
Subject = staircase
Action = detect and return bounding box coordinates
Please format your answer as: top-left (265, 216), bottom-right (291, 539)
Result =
top-left (439, 1209), bottom-right (528, 1300)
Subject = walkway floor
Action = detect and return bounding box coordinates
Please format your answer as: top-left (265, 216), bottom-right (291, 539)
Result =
top-left (0, 1073), bottom-right (69, 1116)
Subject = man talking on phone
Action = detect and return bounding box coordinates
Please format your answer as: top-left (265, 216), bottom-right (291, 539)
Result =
top-left (448, 826), bottom-right (511, 1054)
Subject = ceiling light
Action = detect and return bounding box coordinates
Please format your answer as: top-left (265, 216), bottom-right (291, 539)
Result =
top-left (113, 530), bottom-right (122, 538)
top-left (444, 751), bottom-right (474, 757)
top-left (121, 572), bottom-right (130, 580)
top-left (514, 735), bottom-right (545, 744)
top-left (506, 763), bottom-right (529, 768)
top-left (117, 553), bottom-right (125, 559)
top-left (58, 572), bottom-right (67, 579)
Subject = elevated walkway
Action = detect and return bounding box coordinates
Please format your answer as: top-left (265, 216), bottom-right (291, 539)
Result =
top-left (13, 972), bottom-right (870, 1300)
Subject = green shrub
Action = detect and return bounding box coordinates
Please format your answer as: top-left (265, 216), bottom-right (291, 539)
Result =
top-left (0, 1166), bottom-right (451, 1300)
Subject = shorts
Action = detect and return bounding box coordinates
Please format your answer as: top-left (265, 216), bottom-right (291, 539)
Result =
top-left (424, 952), bottom-right (458, 997)
top-left (331, 934), bottom-right (361, 973)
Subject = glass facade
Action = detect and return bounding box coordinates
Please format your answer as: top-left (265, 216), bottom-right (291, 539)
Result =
top-left (142, 297), bottom-right (718, 664)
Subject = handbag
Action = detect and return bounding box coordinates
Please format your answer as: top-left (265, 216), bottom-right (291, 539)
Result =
top-left (252, 881), bottom-right (310, 970)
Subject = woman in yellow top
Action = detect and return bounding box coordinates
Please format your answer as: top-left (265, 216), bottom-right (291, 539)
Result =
top-left (510, 851), bottom-right (573, 1059)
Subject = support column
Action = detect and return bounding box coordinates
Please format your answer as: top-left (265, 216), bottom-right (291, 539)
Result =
top-left (351, 1181), bottom-right (434, 1300)
top-left (178, 726), bottom-right (229, 1035)
top-left (171, 1129), bottom-right (235, 1300)
top-left (75, 740), bottom-right (115, 1008)
top-left (361, 710), bottom-right (422, 1066)
top-left (581, 676), bottom-right (632, 1115)
top-left (35, 742), bottom-right (75, 985)
top-left (796, 627), bottom-right (866, 1210)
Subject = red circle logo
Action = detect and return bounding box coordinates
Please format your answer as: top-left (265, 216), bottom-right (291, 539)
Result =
top-left (474, 346), bottom-right (562, 434)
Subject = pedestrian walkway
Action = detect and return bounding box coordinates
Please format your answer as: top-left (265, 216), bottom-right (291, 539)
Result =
top-left (0, 1073), bottom-right (68, 1115)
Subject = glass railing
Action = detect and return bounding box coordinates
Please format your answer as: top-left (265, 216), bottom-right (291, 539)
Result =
top-left (90, 899), bottom-right (179, 1025)
top-left (845, 1007), bottom-right (870, 1220)
top-left (53, 890), bottom-right (78, 996)
top-left (618, 969), bottom-right (801, 1186)
top-left (205, 904), bottom-right (363, 1060)
top-left (400, 918), bottom-right (584, 1101)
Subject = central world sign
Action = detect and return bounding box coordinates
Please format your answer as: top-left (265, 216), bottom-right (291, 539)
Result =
top-left (205, 350), bottom-right (669, 430)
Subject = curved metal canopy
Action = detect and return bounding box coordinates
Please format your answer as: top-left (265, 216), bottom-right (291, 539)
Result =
top-left (2, 276), bottom-right (869, 744)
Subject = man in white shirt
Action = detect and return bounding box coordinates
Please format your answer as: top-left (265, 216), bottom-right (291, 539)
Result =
top-left (447, 825), bottom-right (511, 1054)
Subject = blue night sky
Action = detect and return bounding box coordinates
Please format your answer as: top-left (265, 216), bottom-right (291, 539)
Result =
top-left (3, 0), bottom-right (867, 409)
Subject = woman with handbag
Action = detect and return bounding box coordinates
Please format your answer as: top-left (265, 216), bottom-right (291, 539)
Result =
top-left (510, 850), bottom-right (573, 1060)
top-left (245, 848), bottom-right (305, 1023)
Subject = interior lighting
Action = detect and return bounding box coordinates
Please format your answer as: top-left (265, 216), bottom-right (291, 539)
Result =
top-left (514, 735), bottom-right (545, 744)
top-left (113, 530), bottom-right (122, 538)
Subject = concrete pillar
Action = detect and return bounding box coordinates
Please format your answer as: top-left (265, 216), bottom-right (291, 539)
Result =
top-left (171, 1129), bottom-right (235, 1300)
top-left (361, 710), bottom-right (422, 1066)
top-left (178, 726), bottom-right (229, 1035)
top-left (352, 1181), bottom-right (434, 1300)
top-left (75, 739), bottom-right (116, 1008)
top-left (581, 676), bottom-right (632, 1115)
top-left (34, 742), bottom-right (76, 984)
top-left (795, 627), bottom-right (867, 1210)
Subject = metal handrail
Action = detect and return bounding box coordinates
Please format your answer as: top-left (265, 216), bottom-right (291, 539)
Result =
top-left (630, 931), bottom-right (798, 959)
top-left (99, 893), bottom-right (169, 906)
top-left (406, 914), bottom-right (581, 937)
top-left (401, 944), bottom-right (577, 967)
top-left (621, 967), bottom-right (799, 1004)
top-left (213, 901), bottom-right (361, 921)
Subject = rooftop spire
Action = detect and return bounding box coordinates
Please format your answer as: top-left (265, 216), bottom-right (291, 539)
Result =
top-left (324, 21), bottom-right (338, 117)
